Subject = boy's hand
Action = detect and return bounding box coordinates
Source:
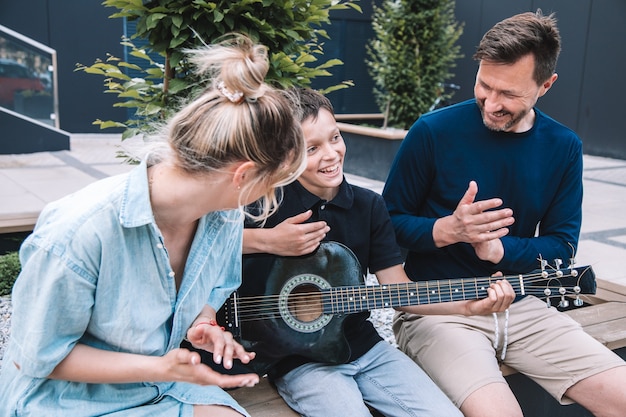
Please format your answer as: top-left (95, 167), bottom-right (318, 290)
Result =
top-left (244, 210), bottom-right (329, 256)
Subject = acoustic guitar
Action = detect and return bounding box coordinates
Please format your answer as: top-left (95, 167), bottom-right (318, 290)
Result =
top-left (220, 241), bottom-right (596, 375)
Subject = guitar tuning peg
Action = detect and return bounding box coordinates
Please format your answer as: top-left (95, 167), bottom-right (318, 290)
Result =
top-left (539, 256), bottom-right (549, 278)
top-left (568, 257), bottom-right (576, 268)
top-left (554, 259), bottom-right (563, 277)
top-left (568, 243), bottom-right (576, 268)
top-left (573, 285), bottom-right (584, 307)
top-left (558, 287), bottom-right (569, 308)
top-left (544, 288), bottom-right (552, 308)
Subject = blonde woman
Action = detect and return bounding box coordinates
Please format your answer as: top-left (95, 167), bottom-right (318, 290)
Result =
top-left (0, 34), bottom-right (306, 417)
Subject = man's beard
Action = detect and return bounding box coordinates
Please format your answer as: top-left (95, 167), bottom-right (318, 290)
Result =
top-left (477, 100), bottom-right (528, 132)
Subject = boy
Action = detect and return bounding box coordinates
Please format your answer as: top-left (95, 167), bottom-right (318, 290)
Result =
top-left (239, 88), bottom-right (512, 416)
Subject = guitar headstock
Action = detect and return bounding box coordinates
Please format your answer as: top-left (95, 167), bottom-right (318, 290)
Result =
top-left (518, 264), bottom-right (596, 308)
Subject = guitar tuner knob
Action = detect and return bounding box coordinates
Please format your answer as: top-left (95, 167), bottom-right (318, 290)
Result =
top-left (554, 258), bottom-right (563, 269)
top-left (558, 286), bottom-right (569, 308)
top-left (544, 288), bottom-right (552, 308)
top-left (573, 285), bottom-right (583, 307)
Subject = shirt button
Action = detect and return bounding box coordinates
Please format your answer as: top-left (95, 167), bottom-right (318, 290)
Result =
top-left (168, 271), bottom-right (175, 277)
top-left (320, 204), bottom-right (326, 210)
top-left (157, 243), bottom-right (163, 249)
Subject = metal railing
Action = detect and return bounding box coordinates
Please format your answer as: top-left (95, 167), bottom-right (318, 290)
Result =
top-left (0, 24), bottom-right (59, 128)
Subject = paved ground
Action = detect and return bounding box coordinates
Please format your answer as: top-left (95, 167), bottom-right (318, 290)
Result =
top-left (2, 134), bottom-right (626, 288)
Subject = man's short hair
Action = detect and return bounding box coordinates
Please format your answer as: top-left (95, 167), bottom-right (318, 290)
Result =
top-left (473, 10), bottom-right (561, 84)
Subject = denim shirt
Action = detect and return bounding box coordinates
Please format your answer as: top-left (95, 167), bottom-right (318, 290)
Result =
top-left (0, 161), bottom-right (246, 416)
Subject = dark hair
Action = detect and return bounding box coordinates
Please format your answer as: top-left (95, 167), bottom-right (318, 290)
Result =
top-left (473, 10), bottom-right (561, 84)
top-left (287, 87), bottom-right (335, 123)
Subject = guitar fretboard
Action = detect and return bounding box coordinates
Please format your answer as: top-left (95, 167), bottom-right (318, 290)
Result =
top-left (322, 277), bottom-right (503, 314)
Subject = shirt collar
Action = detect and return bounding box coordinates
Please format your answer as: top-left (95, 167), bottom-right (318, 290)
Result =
top-left (291, 177), bottom-right (354, 210)
top-left (119, 160), bottom-right (154, 228)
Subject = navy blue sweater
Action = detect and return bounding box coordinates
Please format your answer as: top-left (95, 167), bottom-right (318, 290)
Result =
top-left (383, 99), bottom-right (583, 281)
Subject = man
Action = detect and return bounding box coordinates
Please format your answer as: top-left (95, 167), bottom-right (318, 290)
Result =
top-left (382, 10), bottom-right (626, 417)
top-left (238, 88), bottom-right (513, 416)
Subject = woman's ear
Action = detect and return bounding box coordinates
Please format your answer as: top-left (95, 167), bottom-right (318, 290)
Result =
top-left (232, 161), bottom-right (257, 189)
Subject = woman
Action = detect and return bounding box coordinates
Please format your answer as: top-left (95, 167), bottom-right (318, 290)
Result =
top-left (0, 34), bottom-right (306, 417)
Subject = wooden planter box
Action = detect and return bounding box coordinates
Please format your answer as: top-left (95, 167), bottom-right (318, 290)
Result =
top-left (337, 118), bottom-right (407, 182)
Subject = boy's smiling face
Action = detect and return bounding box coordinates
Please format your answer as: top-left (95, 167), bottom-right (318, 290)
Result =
top-left (297, 108), bottom-right (346, 202)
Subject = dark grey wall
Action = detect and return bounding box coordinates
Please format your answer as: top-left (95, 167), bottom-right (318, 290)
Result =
top-left (449, 0), bottom-right (625, 159)
top-left (0, 0), bottom-right (126, 133)
top-left (322, 0), bottom-right (626, 160)
top-left (1, 1), bottom-right (624, 159)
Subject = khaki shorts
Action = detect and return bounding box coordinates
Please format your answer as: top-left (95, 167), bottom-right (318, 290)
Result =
top-left (393, 296), bottom-right (625, 407)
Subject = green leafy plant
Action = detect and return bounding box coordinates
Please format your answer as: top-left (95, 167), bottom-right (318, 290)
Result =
top-left (0, 252), bottom-right (20, 297)
top-left (366, 0), bottom-right (463, 130)
top-left (76, 0), bottom-right (361, 139)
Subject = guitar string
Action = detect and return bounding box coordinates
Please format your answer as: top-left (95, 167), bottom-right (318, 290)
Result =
top-left (227, 268), bottom-right (593, 322)
top-left (231, 287), bottom-right (591, 323)
top-left (232, 269), bottom-right (591, 307)
top-left (231, 270), bottom-right (590, 312)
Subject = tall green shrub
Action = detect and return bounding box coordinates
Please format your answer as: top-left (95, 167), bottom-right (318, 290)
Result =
top-left (366, 0), bottom-right (463, 129)
top-left (76, 0), bottom-right (361, 138)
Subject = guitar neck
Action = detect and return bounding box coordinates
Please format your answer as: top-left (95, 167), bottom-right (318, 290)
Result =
top-left (323, 277), bottom-right (499, 314)
top-left (321, 267), bottom-right (593, 314)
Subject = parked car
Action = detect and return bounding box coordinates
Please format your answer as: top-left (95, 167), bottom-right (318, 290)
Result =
top-left (0, 58), bottom-right (45, 109)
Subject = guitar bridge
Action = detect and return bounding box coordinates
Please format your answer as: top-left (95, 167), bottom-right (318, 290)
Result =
top-left (219, 292), bottom-right (241, 338)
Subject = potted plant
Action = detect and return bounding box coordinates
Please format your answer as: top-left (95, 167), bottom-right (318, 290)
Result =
top-left (76, 0), bottom-right (361, 139)
top-left (338, 0), bottom-right (463, 181)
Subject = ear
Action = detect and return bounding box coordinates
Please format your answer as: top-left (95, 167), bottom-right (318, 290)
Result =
top-left (232, 161), bottom-right (257, 189)
top-left (539, 73), bottom-right (558, 97)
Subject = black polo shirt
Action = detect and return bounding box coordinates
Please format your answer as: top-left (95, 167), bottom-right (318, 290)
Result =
top-left (242, 178), bottom-right (404, 378)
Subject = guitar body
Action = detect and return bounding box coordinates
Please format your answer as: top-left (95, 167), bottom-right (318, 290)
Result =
top-left (225, 242), bottom-right (363, 375)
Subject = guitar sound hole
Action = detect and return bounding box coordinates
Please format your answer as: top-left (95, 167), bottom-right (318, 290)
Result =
top-left (288, 284), bottom-right (322, 323)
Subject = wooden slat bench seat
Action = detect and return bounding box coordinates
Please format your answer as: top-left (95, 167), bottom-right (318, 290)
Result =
top-left (230, 378), bottom-right (298, 417)
top-left (0, 211), bottom-right (38, 234)
top-left (231, 301), bottom-right (626, 416)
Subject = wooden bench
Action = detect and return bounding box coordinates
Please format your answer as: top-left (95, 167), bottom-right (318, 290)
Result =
top-left (230, 378), bottom-right (298, 417)
top-left (231, 301), bottom-right (626, 416)
top-left (0, 211), bottom-right (39, 234)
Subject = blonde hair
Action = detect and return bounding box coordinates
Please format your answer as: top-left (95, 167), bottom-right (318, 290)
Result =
top-left (155, 34), bottom-right (306, 221)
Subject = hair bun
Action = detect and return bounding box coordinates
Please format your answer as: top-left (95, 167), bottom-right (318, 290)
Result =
top-left (187, 33), bottom-right (269, 104)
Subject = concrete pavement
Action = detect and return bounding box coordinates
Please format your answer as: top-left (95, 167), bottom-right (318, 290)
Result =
top-left (2, 134), bottom-right (626, 288)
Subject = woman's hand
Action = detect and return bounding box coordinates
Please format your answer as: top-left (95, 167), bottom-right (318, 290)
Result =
top-left (163, 348), bottom-right (259, 388)
top-left (185, 320), bottom-right (256, 370)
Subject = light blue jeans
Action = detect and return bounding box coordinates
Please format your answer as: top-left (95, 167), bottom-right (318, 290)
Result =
top-left (274, 341), bottom-right (462, 417)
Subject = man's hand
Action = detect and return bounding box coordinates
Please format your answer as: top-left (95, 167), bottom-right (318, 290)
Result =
top-left (464, 277), bottom-right (516, 315)
top-left (243, 210), bottom-right (329, 256)
top-left (433, 181), bottom-right (514, 263)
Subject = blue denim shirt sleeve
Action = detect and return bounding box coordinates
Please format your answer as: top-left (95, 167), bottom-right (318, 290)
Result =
top-left (1, 161), bottom-right (245, 414)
